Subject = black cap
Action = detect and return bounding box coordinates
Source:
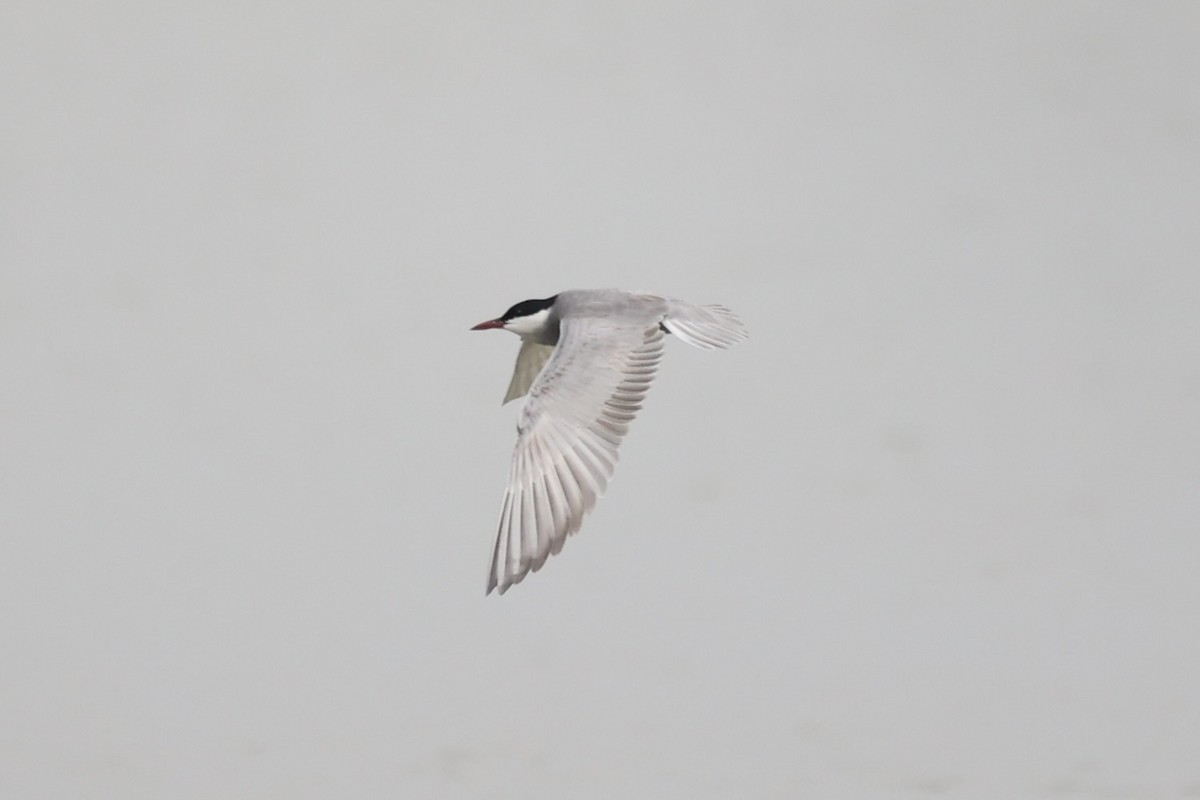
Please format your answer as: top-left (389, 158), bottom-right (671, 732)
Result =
top-left (501, 295), bottom-right (558, 321)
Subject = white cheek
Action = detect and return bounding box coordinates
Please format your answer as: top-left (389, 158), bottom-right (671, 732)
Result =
top-left (505, 308), bottom-right (551, 336)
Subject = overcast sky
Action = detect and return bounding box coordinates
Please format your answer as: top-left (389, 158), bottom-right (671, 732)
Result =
top-left (2, 2), bottom-right (1198, 798)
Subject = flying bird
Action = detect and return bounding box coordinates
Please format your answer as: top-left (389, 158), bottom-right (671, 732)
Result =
top-left (472, 289), bottom-right (748, 594)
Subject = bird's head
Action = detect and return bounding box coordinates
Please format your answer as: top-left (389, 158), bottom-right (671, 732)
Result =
top-left (471, 295), bottom-right (558, 338)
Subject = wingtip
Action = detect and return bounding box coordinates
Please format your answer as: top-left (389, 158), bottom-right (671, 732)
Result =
top-left (486, 571), bottom-right (511, 596)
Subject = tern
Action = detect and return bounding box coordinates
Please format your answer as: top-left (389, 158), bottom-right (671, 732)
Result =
top-left (472, 289), bottom-right (748, 594)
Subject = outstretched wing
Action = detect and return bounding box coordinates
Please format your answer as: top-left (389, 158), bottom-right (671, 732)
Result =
top-left (503, 339), bottom-right (557, 404)
top-left (660, 301), bottom-right (749, 350)
top-left (487, 318), bottom-right (665, 594)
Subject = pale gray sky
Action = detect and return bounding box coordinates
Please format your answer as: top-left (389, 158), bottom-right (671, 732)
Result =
top-left (2, 2), bottom-right (1198, 798)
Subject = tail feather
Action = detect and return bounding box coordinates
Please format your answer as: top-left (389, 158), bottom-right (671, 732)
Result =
top-left (661, 301), bottom-right (748, 350)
